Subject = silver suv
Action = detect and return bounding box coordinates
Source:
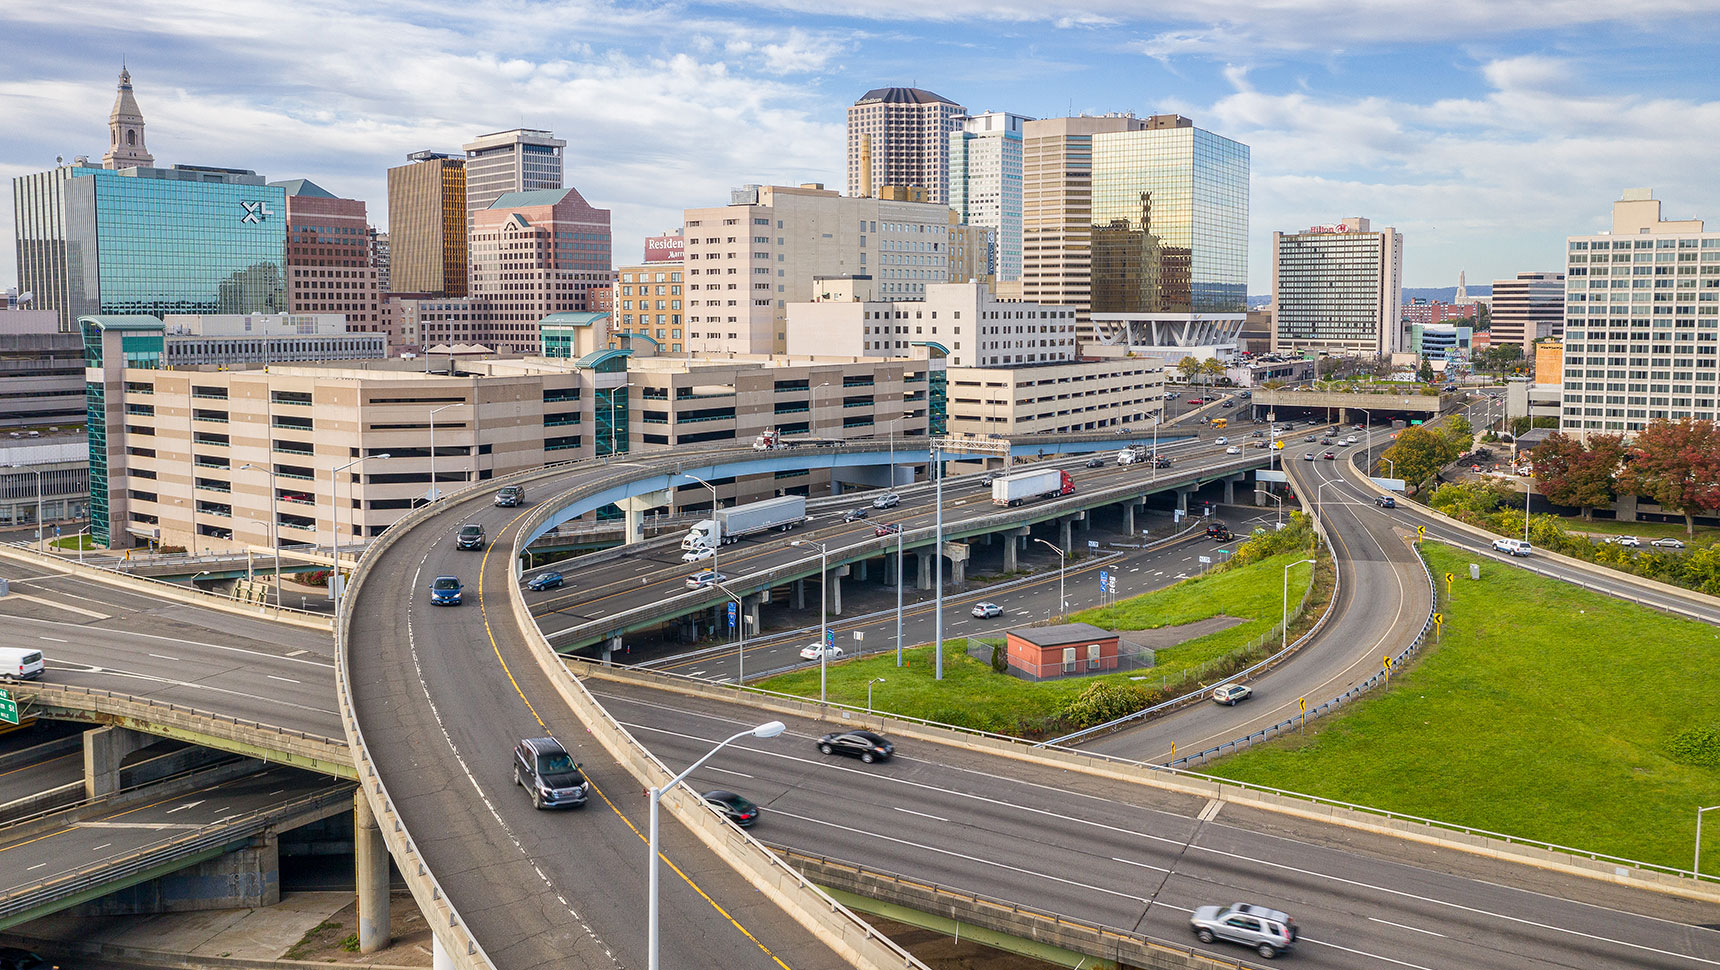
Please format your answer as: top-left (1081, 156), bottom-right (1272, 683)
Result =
top-left (1190, 902), bottom-right (1297, 959)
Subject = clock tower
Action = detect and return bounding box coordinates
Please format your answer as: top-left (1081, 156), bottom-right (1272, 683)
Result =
top-left (103, 65), bottom-right (154, 170)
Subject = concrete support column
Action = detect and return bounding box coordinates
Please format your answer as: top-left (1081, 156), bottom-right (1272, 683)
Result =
top-left (1177, 487), bottom-right (1195, 513)
top-left (949, 557), bottom-right (965, 586)
top-left (793, 579), bottom-right (805, 610)
top-left (602, 635), bottom-right (621, 665)
top-left (916, 552), bottom-right (933, 591)
top-left (623, 504), bottom-right (645, 545)
top-left (1224, 477), bottom-right (1236, 506)
top-left (830, 573), bottom-right (842, 615)
top-left (1059, 517), bottom-right (1073, 551)
top-left (857, 558), bottom-right (868, 582)
top-left (884, 553), bottom-right (897, 586)
top-left (355, 792), bottom-right (391, 954)
top-left (829, 479), bottom-right (843, 496)
top-left (433, 934), bottom-right (454, 970)
top-left (1123, 502), bottom-right (1135, 536)
top-left (1002, 534), bottom-right (1017, 573)
top-left (745, 594), bottom-right (762, 633)
top-left (83, 725), bottom-right (150, 799)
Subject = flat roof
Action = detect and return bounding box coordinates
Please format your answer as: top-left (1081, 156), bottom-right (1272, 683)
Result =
top-left (1008, 622), bottom-right (1114, 647)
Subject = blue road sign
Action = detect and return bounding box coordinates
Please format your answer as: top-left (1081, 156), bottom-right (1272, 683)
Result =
top-left (727, 601), bottom-right (737, 628)
top-left (1099, 569), bottom-right (1109, 590)
top-left (825, 628), bottom-right (835, 648)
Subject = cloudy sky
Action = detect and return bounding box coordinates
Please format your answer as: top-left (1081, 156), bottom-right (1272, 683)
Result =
top-left (4, 0), bottom-right (1718, 295)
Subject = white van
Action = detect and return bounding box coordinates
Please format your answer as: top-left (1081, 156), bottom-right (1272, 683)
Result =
top-left (1493, 538), bottom-right (1532, 557)
top-left (0, 647), bottom-right (45, 680)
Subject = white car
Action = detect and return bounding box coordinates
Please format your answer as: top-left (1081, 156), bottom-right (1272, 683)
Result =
top-left (681, 546), bottom-right (715, 563)
top-left (1651, 537), bottom-right (1687, 549)
top-left (799, 643), bottom-right (845, 661)
top-left (1492, 538), bottom-right (1532, 557)
top-left (1212, 683), bottom-right (1253, 705)
top-left (1613, 535), bottom-right (1641, 547)
top-left (1214, 436), bottom-right (1228, 445)
top-left (971, 601), bottom-right (1004, 618)
top-left (685, 570), bottom-right (726, 589)
top-left (1225, 445), bottom-right (1242, 455)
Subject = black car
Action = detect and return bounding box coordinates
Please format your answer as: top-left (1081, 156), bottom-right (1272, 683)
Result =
top-left (1086, 456), bottom-right (1105, 468)
top-left (513, 736), bottom-right (588, 809)
top-left (1375, 496), bottom-right (1397, 508)
top-left (817, 729), bottom-right (894, 764)
top-left (526, 570), bottom-right (564, 591)
top-left (457, 523), bottom-right (486, 550)
top-left (843, 507), bottom-right (870, 522)
top-left (494, 485), bottom-right (525, 507)
top-left (702, 789), bottom-right (761, 827)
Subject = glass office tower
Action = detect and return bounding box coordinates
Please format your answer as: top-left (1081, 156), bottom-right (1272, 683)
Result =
top-left (1089, 124), bottom-right (1249, 315)
top-left (63, 166), bottom-right (287, 320)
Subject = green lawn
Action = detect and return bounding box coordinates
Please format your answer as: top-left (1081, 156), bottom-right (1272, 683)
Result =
top-left (49, 534), bottom-right (97, 551)
top-left (1205, 542), bottom-right (1720, 874)
top-left (753, 552), bottom-right (1316, 736)
top-left (1563, 517), bottom-right (1720, 550)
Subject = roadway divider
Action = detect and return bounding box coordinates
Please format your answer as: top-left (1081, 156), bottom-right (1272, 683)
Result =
top-left (0, 544), bottom-right (332, 631)
top-left (507, 498), bottom-right (933, 970)
top-left (779, 850), bottom-right (1268, 970)
top-left (13, 683), bottom-right (353, 780)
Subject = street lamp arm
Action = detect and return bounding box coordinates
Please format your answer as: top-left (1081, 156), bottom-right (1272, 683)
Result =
top-left (662, 727), bottom-right (766, 792)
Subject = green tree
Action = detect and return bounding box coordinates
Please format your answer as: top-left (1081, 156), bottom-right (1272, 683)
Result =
top-left (1621, 418), bottom-right (1720, 535)
top-left (1176, 356), bottom-right (1201, 384)
top-left (1442, 414), bottom-right (1474, 450)
top-left (1417, 356), bottom-right (1436, 384)
top-left (1533, 432), bottom-right (1625, 521)
top-left (1200, 357), bottom-right (1226, 389)
top-left (1378, 425), bottom-right (1462, 488)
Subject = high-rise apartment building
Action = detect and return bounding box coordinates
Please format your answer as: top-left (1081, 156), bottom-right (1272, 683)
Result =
top-left (847, 88), bottom-right (966, 203)
top-left (615, 263), bottom-right (684, 353)
top-left (1270, 217), bottom-right (1404, 356)
top-left (949, 111), bottom-right (1030, 281)
top-left (1489, 271), bottom-right (1565, 353)
top-left (386, 151), bottom-right (467, 296)
top-left (1559, 189), bottom-right (1720, 436)
top-left (273, 179), bottom-right (382, 334)
top-left (368, 229), bottom-right (389, 290)
top-left (682, 183), bottom-right (989, 355)
top-left (1023, 114), bottom-right (1250, 346)
top-left (467, 187), bottom-right (613, 354)
top-left (462, 129), bottom-right (565, 223)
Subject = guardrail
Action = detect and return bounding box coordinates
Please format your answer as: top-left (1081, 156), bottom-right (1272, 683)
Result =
top-left (780, 850), bottom-right (1269, 970)
top-left (13, 683), bottom-right (352, 779)
top-left (0, 756), bottom-right (252, 839)
top-left (0, 783), bottom-right (351, 928)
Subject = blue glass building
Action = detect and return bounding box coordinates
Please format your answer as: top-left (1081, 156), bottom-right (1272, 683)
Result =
top-left (63, 166), bottom-right (287, 321)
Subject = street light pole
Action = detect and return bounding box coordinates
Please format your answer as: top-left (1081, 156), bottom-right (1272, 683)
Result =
top-left (1032, 537), bottom-right (1066, 619)
top-left (427, 403), bottom-right (461, 503)
top-left (240, 462), bottom-right (283, 608)
top-left (648, 721), bottom-right (786, 970)
top-left (867, 677), bottom-right (885, 714)
top-left (1283, 557), bottom-right (1316, 651)
top-left (678, 472), bottom-right (720, 586)
top-left (331, 454), bottom-right (391, 619)
top-left (933, 437), bottom-right (945, 680)
top-left (792, 538), bottom-right (831, 702)
top-left (895, 519), bottom-right (904, 667)
top-left (715, 582), bottom-right (748, 685)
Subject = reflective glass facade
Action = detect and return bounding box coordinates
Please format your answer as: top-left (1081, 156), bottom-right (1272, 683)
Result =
top-left (65, 169), bottom-right (287, 320)
top-left (1089, 127), bottom-right (1249, 315)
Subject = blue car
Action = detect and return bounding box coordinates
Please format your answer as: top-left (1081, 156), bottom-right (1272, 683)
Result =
top-left (429, 575), bottom-right (464, 606)
top-left (526, 570), bottom-right (564, 592)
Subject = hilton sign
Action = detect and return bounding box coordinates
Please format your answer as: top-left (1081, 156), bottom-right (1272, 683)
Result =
top-left (1305, 223), bottom-right (1352, 234)
top-left (643, 233), bottom-right (684, 262)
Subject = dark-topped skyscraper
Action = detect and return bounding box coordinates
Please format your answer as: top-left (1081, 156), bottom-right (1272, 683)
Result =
top-left (847, 87), bottom-right (966, 204)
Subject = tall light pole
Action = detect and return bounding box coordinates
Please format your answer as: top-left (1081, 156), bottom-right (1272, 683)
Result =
top-left (1032, 537), bottom-right (1067, 619)
top-left (714, 581), bottom-right (748, 685)
top-left (427, 403), bottom-right (461, 503)
top-left (239, 462), bottom-right (283, 608)
top-left (678, 472), bottom-right (720, 585)
top-left (932, 437), bottom-right (945, 680)
top-left (331, 454), bottom-right (391, 617)
top-left (867, 677), bottom-right (886, 714)
top-left (607, 381), bottom-right (634, 460)
top-left (792, 538), bottom-right (831, 702)
top-left (895, 519), bottom-right (904, 668)
top-left (648, 721), bottom-right (786, 970)
top-left (1316, 479), bottom-right (1339, 523)
top-left (1256, 489), bottom-right (1284, 528)
top-left (1283, 558), bottom-right (1316, 651)
top-left (1698, 804), bottom-right (1720, 877)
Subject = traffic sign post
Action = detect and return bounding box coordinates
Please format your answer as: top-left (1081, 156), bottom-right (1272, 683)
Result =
top-left (1433, 611), bottom-right (1444, 644)
top-left (1416, 525), bottom-right (1426, 542)
top-left (825, 628), bottom-right (835, 649)
top-left (1299, 696), bottom-right (1306, 733)
top-left (1444, 572), bottom-right (1454, 597)
top-left (1384, 655), bottom-right (1394, 679)
top-left (727, 601), bottom-right (737, 630)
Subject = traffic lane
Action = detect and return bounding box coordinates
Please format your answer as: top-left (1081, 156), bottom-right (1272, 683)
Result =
top-left (0, 748), bottom-right (83, 800)
top-left (596, 685), bottom-right (1720, 970)
top-left (0, 766), bottom-right (343, 892)
top-left (370, 481), bottom-right (850, 969)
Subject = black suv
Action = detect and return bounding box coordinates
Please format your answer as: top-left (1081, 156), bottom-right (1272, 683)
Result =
top-left (494, 485), bottom-right (525, 508)
top-left (817, 729), bottom-right (894, 764)
top-left (457, 523), bottom-right (486, 550)
top-left (513, 737), bottom-right (587, 809)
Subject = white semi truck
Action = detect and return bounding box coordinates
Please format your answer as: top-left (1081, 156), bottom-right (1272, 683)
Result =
top-left (680, 495), bottom-right (807, 551)
top-left (990, 468), bottom-right (1076, 507)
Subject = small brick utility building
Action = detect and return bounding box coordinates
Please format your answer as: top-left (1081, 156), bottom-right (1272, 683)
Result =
top-left (1006, 623), bottom-right (1120, 681)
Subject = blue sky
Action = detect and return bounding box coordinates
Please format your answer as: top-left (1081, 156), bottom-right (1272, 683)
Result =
top-left (5, 0), bottom-right (1719, 294)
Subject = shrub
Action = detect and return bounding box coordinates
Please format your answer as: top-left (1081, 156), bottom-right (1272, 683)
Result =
top-left (990, 643), bottom-right (1008, 674)
top-left (1666, 725), bottom-right (1720, 769)
top-left (1060, 680), bottom-right (1152, 727)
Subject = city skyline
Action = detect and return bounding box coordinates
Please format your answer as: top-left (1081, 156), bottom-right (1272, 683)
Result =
top-left (4, 1), bottom-right (1718, 295)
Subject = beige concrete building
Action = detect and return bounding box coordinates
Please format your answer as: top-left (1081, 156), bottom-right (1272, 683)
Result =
top-left (945, 348), bottom-right (1165, 438)
top-left (846, 87), bottom-right (966, 203)
top-left (1271, 217), bottom-right (1404, 356)
top-left (1489, 271), bottom-right (1565, 353)
top-left (682, 183), bottom-right (988, 355)
top-left (615, 263), bottom-right (684, 352)
top-left (786, 279), bottom-right (1075, 367)
top-left (1021, 115), bottom-right (1148, 325)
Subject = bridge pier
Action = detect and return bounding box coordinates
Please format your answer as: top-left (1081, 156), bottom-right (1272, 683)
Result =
top-left (793, 578), bottom-right (805, 610)
top-left (828, 565), bottom-right (851, 615)
top-left (916, 551), bottom-right (933, 590)
top-left (616, 490), bottom-right (669, 545)
top-left (1223, 473), bottom-right (1244, 506)
top-left (945, 542), bottom-right (970, 587)
top-left (856, 558), bottom-right (868, 582)
top-left (433, 935), bottom-right (453, 970)
top-left (73, 832), bottom-right (281, 915)
top-left (355, 791), bottom-right (391, 953)
top-left (1176, 486), bottom-right (1197, 514)
top-left (884, 552), bottom-right (897, 586)
top-left (1122, 501), bottom-right (1138, 536)
top-left (83, 725), bottom-right (150, 799)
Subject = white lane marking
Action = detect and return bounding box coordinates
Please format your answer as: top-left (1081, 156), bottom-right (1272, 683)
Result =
top-left (164, 800), bottom-right (205, 814)
top-left (773, 807), bottom-right (1149, 904)
top-left (706, 767), bottom-right (752, 779)
top-left (148, 653), bottom-right (180, 661)
top-left (893, 807), bottom-right (948, 822)
top-left (1110, 855), bottom-right (1170, 873)
top-left (26, 863), bottom-right (45, 871)
top-left (1370, 916), bottom-right (1447, 938)
top-left (90, 843), bottom-right (112, 850)
top-left (38, 636), bottom-right (67, 643)
top-left (1192, 844), bottom-right (1720, 967)
top-left (267, 675), bottom-right (300, 684)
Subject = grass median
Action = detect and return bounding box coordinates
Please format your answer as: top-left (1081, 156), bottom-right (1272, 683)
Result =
top-left (1204, 542), bottom-right (1720, 874)
top-left (753, 550), bottom-right (1318, 738)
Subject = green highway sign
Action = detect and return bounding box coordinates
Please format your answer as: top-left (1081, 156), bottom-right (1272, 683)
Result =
top-left (0, 696), bottom-right (17, 726)
top-left (0, 687), bottom-right (11, 701)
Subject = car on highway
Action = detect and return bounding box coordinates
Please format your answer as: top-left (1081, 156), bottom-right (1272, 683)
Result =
top-left (873, 492), bottom-right (900, 509)
top-left (1302, 452), bottom-right (1315, 461)
top-left (1185, 398), bottom-right (1204, 406)
top-left (843, 507), bottom-right (870, 522)
top-left (1224, 445), bottom-right (1241, 455)
top-left (1651, 537), bottom-right (1687, 549)
top-left (1250, 430), bottom-right (1265, 438)
top-left (800, 643), bottom-right (845, 661)
top-left (0, 647), bottom-right (45, 681)
top-left (1323, 451), bottom-right (1336, 460)
top-left (526, 570), bottom-right (565, 591)
top-left (1251, 440), bottom-right (1270, 449)
top-left (1319, 437), bottom-right (1334, 445)
top-left (456, 523), bottom-right (486, 551)
top-left (1613, 535), bottom-right (1641, 547)
top-left (513, 736), bottom-right (588, 810)
top-left (1345, 435), bottom-right (1359, 445)
top-left (494, 485), bottom-right (525, 508)
top-left (1303, 435), bottom-right (1317, 443)
top-left (1221, 400), bottom-right (1234, 408)
top-left (1213, 436), bottom-right (1228, 444)
top-left (429, 575), bottom-right (464, 606)
top-left (972, 601), bottom-right (1004, 618)
top-left (682, 545), bottom-right (716, 562)
top-left (1374, 496), bottom-right (1396, 508)
top-left (1086, 455), bottom-right (1105, 468)
top-left (817, 729), bottom-right (894, 764)
top-left (702, 790), bottom-right (761, 827)
top-left (874, 523), bottom-right (902, 537)
top-left (1190, 902), bottom-right (1298, 960)
top-left (685, 570), bottom-right (726, 589)
top-left (981, 473), bottom-right (997, 485)
top-left (1212, 684), bottom-right (1252, 705)
top-left (1493, 538), bottom-right (1532, 557)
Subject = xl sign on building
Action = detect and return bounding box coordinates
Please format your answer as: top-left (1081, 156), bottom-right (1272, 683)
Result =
top-left (643, 233), bottom-right (684, 262)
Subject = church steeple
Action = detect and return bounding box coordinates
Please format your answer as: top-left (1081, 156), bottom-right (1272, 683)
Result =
top-left (103, 64), bottom-right (154, 170)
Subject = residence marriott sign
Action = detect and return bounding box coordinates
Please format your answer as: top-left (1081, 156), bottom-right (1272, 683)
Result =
top-left (644, 233), bottom-right (684, 262)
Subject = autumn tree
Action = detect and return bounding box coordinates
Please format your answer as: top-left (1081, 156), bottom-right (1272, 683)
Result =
top-left (1533, 432), bottom-right (1626, 520)
top-left (1378, 425), bottom-right (1462, 488)
top-left (1176, 356), bottom-right (1201, 384)
top-left (1621, 418), bottom-right (1720, 535)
